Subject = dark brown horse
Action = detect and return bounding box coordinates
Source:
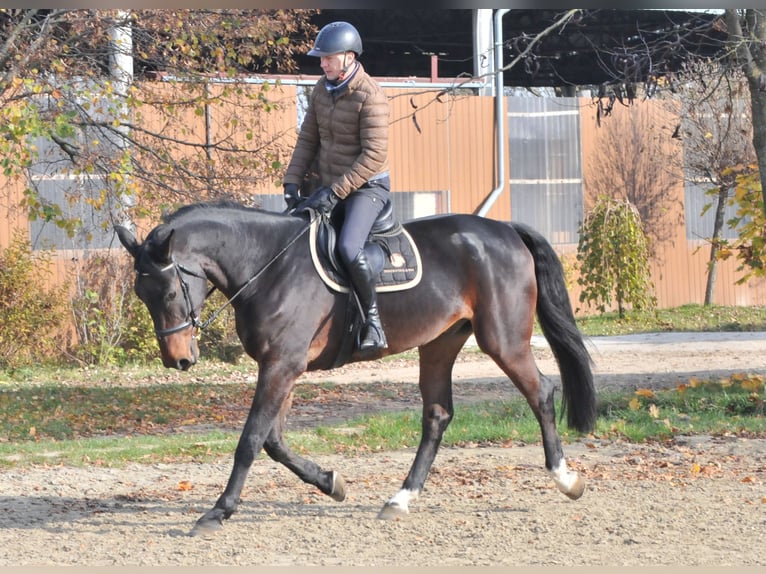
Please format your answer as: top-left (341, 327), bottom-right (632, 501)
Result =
top-left (115, 201), bottom-right (597, 536)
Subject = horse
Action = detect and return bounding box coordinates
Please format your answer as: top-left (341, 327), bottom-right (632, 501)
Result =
top-left (115, 200), bottom-right (597, 536)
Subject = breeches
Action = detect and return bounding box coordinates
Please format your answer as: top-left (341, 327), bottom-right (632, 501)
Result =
top-left (336, 192), bottom-right (388, 266)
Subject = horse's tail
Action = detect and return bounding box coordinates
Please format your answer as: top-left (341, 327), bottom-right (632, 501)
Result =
top-left (509, 221), bottom-right (597, 433)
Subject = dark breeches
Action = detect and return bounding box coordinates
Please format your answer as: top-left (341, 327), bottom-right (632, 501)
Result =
top-left (336, 189), bottom-right (389, 265)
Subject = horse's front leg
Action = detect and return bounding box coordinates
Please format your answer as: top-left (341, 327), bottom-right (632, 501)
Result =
top-left (191, 366), bottom-right (297, 536)
top-left (263, 424), bottom-right (346, 502)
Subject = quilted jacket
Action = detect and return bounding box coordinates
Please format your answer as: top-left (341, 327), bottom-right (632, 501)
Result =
top-left (284, 63), bottom-right (389, 199)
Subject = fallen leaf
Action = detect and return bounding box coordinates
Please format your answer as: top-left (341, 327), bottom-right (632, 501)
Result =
top-left (635, 388), bottom-right (656, 398)
top-left (688, 376), bottom-right (703, 388)
top-left (741, 378), bottom-right (763, 392)
top-left (648, 404), bottom-right (660, 419)
top-left (177, 480), bottom-right (194, 491)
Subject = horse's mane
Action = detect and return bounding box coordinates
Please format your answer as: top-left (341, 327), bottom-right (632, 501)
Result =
top-left (162, 200), bottom-right (267, 224)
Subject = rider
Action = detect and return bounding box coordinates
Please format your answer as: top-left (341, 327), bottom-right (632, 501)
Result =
top-left (283, 21), bottom-right (390, 352)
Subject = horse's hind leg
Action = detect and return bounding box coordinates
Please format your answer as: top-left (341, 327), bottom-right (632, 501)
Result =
top-left (378, 331), bottom-right (469, 519)
top-left (476, 325), bottom-right (586, 500)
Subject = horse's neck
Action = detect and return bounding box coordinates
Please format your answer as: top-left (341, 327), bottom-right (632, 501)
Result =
top-left (183, 214), bottom-right (302, 296)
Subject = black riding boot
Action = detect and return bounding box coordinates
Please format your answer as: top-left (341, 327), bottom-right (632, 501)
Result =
top-left (348, 250), bottom-right (388, 352)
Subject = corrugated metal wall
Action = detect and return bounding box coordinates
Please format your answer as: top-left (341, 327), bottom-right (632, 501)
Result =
top-left (2, 81), bottom-right (766, 310)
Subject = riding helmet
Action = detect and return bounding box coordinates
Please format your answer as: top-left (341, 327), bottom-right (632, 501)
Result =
top-left (308, 21), bottom-right (363, 57)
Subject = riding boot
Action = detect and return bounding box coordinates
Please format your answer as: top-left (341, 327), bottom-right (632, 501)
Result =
top-left (348, 250), bottom-right (388, 352)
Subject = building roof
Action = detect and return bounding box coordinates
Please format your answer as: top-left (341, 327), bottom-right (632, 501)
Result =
top-left (295, 9), bottom-right (727, 89)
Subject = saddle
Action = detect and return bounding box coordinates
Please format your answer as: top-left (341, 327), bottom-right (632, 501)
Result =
top-left (308, 200), bottom-right (422, 293)
top-left (302, 201), bottom-right (422, 369)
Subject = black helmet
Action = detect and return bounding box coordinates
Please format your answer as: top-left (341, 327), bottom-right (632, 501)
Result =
top-left (308, 21), bottom-right (363, 57)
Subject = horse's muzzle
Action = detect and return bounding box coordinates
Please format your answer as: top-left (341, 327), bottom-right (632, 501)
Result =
top-left (159, 333), bottom-right (199, 370)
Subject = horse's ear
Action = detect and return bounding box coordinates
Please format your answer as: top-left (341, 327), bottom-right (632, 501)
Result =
top-left (156, 228), bottom-right (175, 264)
top-left (115, 225), bottom-right (139, 259)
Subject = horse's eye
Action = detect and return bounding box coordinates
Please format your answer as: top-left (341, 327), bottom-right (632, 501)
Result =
top-left (165, 291), bottom-right (177, 302)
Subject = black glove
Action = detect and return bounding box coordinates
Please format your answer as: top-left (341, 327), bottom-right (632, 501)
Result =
top-left (300, 186), bottom-right (339, 216)
top-left (283, 183), bottom-right (301, 211)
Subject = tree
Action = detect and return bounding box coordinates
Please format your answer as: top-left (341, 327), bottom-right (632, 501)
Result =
top-left (584, 101), bottom-right (682, 258)
top-left (661, 61), bottom-right (756, 304)
top-left (0, 9), bottom-right (318, 239)
top-left (569, 10), bottom-right (766, 282)
top-left (724, 9), bottom-right (766, 215)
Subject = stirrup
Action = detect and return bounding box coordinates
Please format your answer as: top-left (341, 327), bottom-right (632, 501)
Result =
top-left (359, 321), bottom-right (388, 351)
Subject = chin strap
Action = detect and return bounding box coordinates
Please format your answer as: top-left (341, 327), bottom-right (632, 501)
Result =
top-left (335, 58), bottom-right (358, 84)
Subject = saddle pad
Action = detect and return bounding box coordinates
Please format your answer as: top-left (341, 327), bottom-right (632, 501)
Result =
top-left (309, 218), bottom-right (423, 293)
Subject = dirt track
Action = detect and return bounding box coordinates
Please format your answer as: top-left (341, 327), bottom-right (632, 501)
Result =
top-left (0, 332), bottom-right (765, 566)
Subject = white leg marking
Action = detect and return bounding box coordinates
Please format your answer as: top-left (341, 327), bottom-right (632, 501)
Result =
top-left (386, 488), bottom-right (419, 513)
top-left (549, 459), bottom-right (579, 493)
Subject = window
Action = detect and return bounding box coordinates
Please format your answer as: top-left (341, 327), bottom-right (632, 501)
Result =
top-left (390, 190), bottom-right (449, 221)
top-left (507, 97), bottom-right (583, 244)
top-left (29, 173), bottom-right (116, 250)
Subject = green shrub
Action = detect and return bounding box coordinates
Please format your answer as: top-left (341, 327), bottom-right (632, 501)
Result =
top-left (196, 290), bottom-right (244, 363)
top-left (0, 234), bottom-right (68, 369)
top-left (69, 251), bottom-right (157, 365)
top-left (576, 195), bottom-right (657, 318)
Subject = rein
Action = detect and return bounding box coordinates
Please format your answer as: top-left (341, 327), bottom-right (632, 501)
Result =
top-left (155, 215), bottom-right (314, 339)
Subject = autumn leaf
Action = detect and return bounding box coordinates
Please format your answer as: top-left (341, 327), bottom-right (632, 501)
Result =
top-left (689, 376), bottom-right (707, 388)
top-left (740, 378), bottom-right (763, 392)
top-left (648, 404), bottom-right (660, 419)
top-left (177, 480), bottom-right (194, 491)
top-left (635, 388), bottom-right (656, 399)
top-left (628, 397), bottom-right (641, 411)
top-left (719, 377), bottom-right (734, 388)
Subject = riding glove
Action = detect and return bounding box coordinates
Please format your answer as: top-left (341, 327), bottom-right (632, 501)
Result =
top-left (283, 183), bottom-right (301, 211)
top-left (301, 185), bottom-right (339, 215)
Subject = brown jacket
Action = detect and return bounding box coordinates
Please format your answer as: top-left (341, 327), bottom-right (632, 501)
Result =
top-left (284, 63), bottom-right (389, 199)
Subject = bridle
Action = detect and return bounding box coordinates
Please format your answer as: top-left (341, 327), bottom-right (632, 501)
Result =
top-left (147, 217), bottom-right (313, 340)
top-left (148, 259), bottom-right (213, 339)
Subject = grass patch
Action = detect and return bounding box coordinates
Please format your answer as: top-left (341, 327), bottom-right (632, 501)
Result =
top-left (4, 372), bottom-right (760, 468)
top-left (595, 373), bottom-right (766, 441)
top-left (0, 430), bottom-right (240, 468)
top-left (574, 303), bottom-right (766, 336)
top-left (0, 382), bottom-right (255, 442)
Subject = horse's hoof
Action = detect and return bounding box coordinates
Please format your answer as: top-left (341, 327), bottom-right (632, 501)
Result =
top-left (330, 471), bottom-right (347, 502)
top-left (562, 475), bottom-right (586, 500)
top-left (377, 502), bottom-right (409, 520)
top-left (189, 516), bottom-right (223, 537)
